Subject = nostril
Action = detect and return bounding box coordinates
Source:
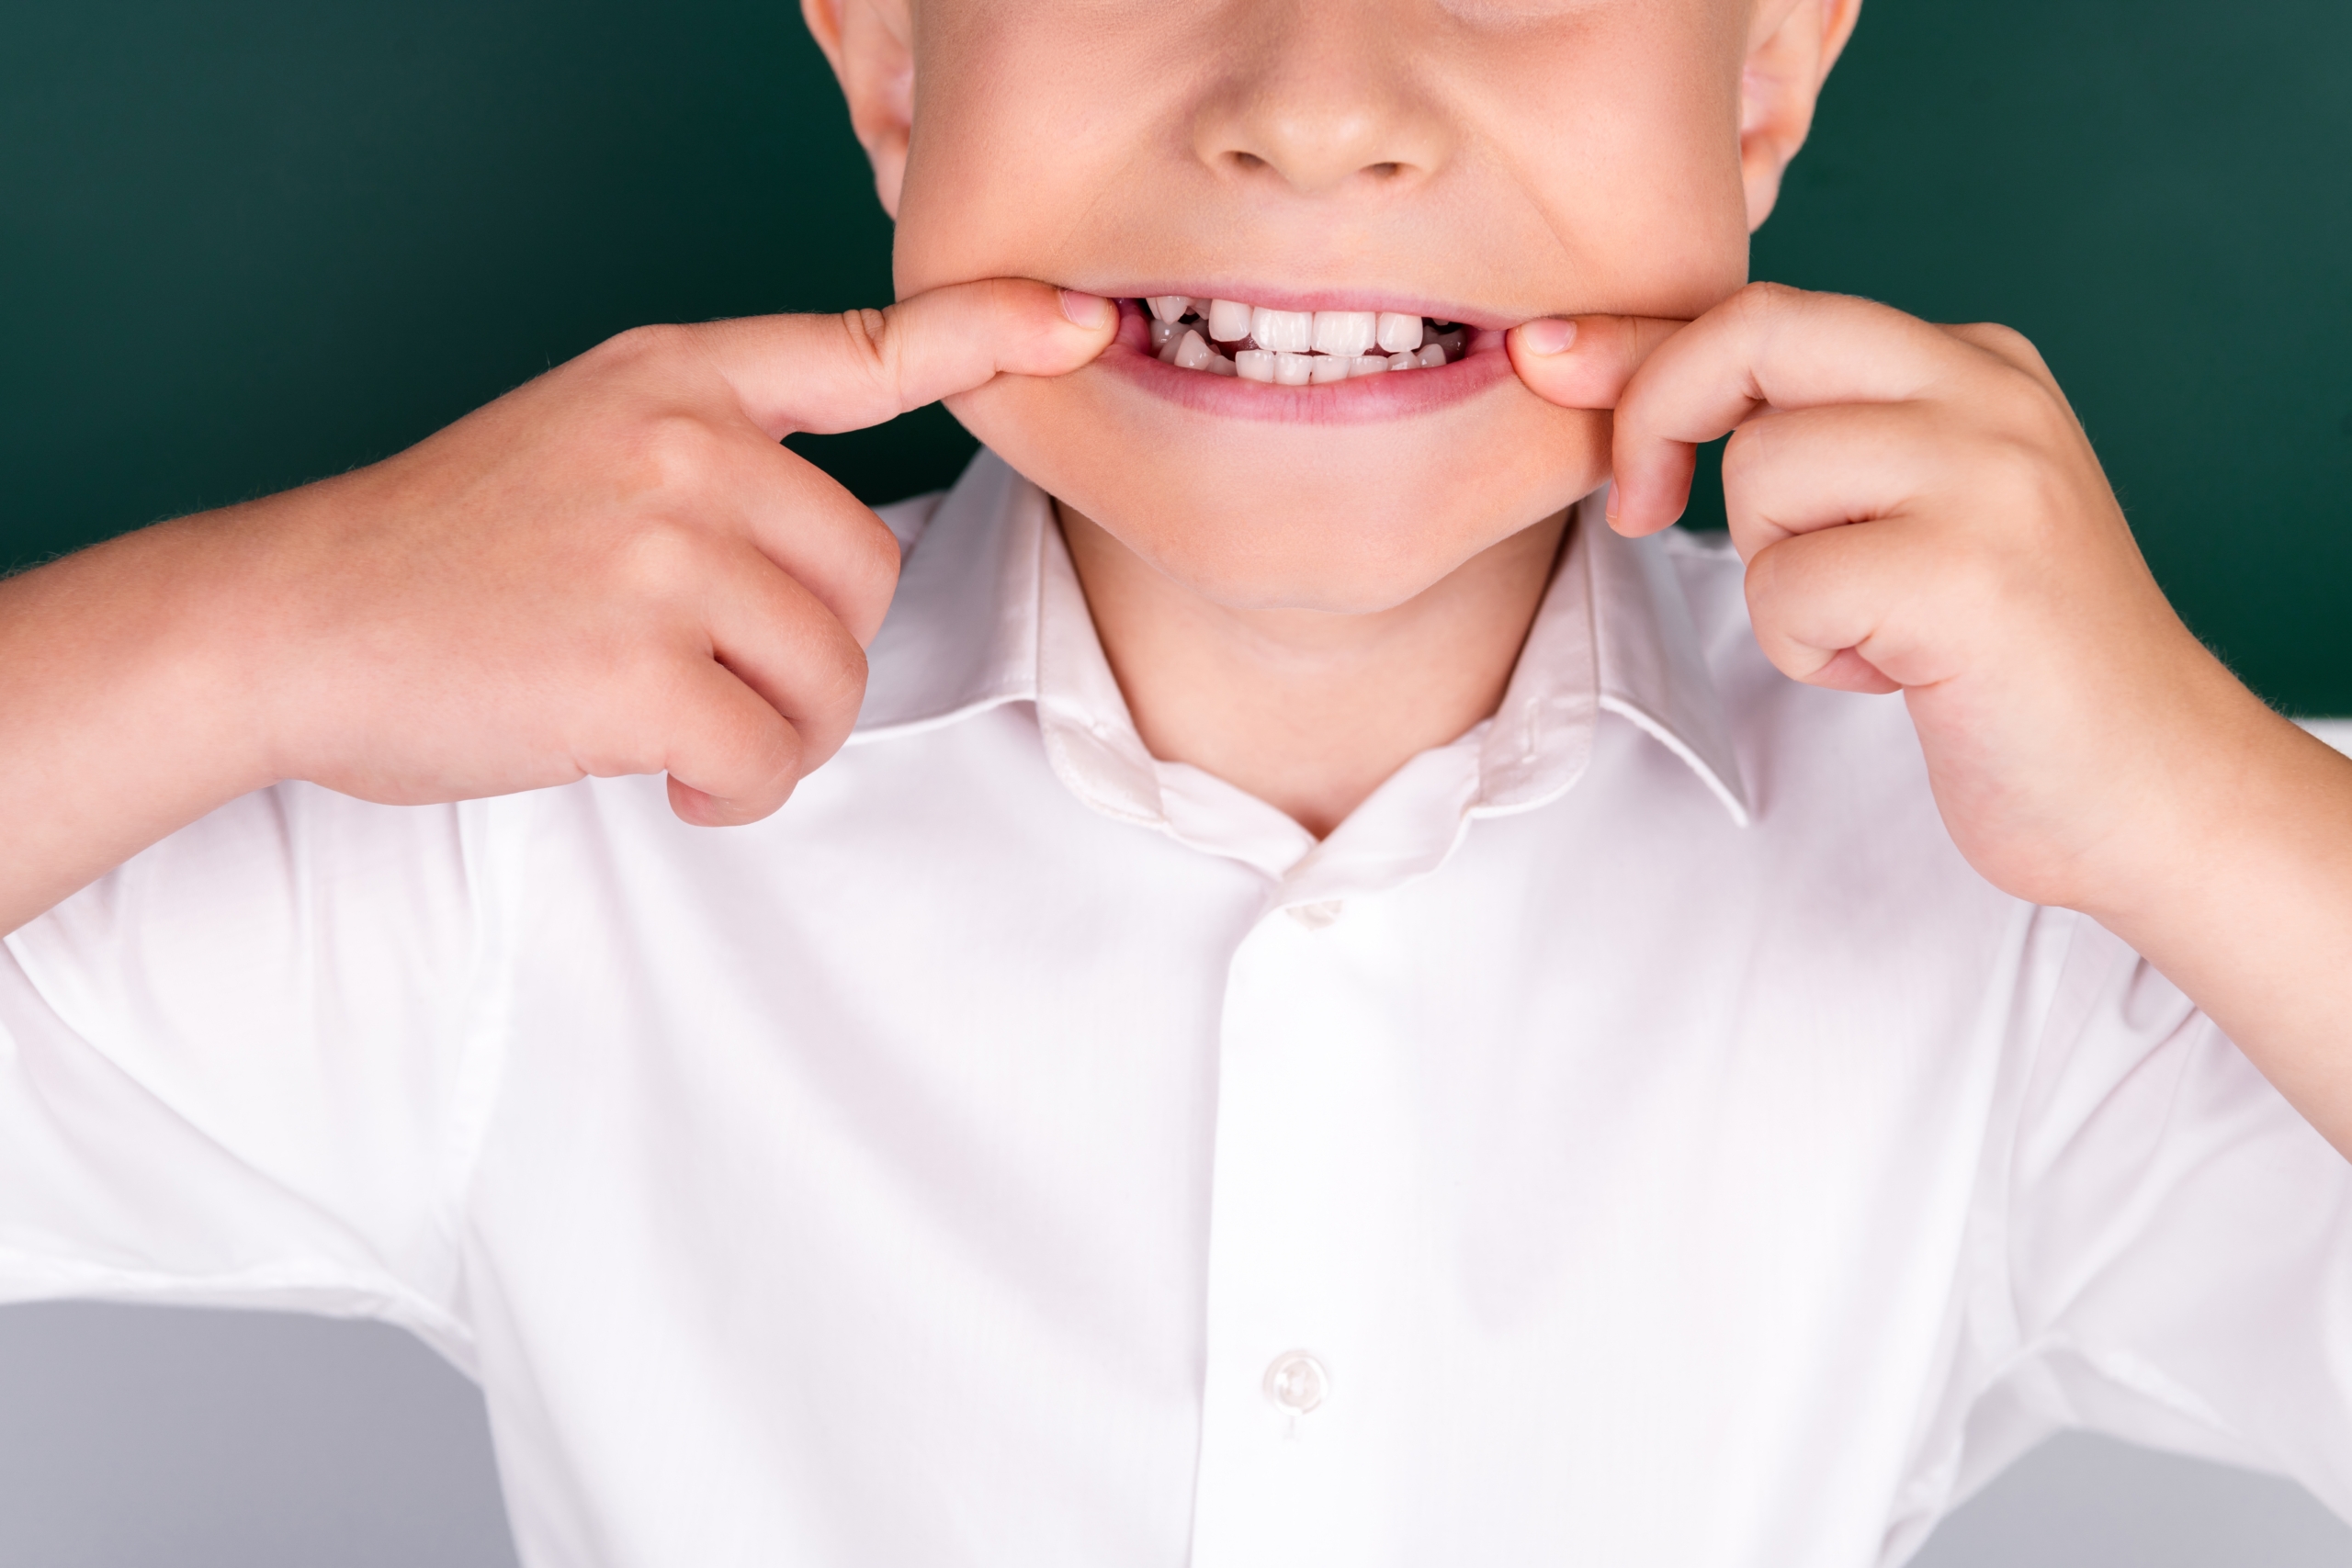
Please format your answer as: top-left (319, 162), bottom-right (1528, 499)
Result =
top-left (1367, 161), bottom-right (1401, 179)
top-left (1230, 151), bottom-right (1267, 172)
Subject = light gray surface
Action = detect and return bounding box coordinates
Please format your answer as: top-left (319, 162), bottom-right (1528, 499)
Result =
top-left (2, 1303), bottom-right (2347, 1567)
top-left (0, 1304), bottom-right (516, 1568)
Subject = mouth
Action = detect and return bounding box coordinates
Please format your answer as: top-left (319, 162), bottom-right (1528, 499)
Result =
top-left (1095, 294), bottom-right (1514, 424)
top-left (1138, 294), bottom-right (1476, 381)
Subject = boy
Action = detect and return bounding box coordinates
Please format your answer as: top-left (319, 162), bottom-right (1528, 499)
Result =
top-left (5, 0), bottom-right (2351, 1563)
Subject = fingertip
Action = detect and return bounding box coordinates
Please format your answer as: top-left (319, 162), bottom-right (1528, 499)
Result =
top-left (1508, 315), bottom-right (1630, 412)
top-left (1058, 288), bottom-right (1114, 330)
top-left (1514, 317), bottom-right (1577, 356)
top-left (1601, 465), bottom-right (1692, 538)
top-left (1605, 503), bottom-right (1680, 539)
top-left (667, 773), bottom-right (796, 827)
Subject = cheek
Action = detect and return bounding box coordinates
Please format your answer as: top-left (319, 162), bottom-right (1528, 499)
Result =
top-left (949, 368), bottom-right (1611, 613)
top-left (891, 6), bottom-right (1162, 298)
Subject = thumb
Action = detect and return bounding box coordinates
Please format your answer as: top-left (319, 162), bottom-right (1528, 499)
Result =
top-left (1505, 313), bottom-right (1688, 411)
top-left (693, 278), bottom-right (1119, 439)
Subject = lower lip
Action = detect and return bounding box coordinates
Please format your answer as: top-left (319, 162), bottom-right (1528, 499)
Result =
top-left (1095, 300), bottom-right (1514, 426)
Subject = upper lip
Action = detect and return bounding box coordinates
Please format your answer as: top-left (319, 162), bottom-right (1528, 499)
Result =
top-left (1103, 285), bottom-right (1513, 331)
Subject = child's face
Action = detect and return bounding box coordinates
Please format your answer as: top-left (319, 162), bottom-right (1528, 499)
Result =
top-left (814, 0), bottom-right (1844, 612)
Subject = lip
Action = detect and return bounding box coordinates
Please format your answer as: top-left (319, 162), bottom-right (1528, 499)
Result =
top-left (1099, 298), bottom-right (1516, 426)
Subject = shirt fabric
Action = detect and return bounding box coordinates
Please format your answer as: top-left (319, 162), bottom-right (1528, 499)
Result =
top-left (4, 448), bottom-right (2349, 1567)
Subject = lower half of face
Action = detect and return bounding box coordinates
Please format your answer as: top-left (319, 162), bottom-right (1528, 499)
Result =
top-left (905, 0), bottom-right (1750, 613)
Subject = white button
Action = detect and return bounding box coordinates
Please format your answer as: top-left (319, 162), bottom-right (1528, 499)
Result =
top-left (1286, 900), bottom-right (1343, 931)
top-left (1263, 1351), bottom-right (1329, 1415)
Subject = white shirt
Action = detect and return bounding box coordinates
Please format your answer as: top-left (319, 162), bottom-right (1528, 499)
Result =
top-left (5, 449), bottom-right (2348, 1567)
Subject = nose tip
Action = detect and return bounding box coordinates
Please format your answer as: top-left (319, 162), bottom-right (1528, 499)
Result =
top-left (1191, 20), bottom-right (1453, 197)
top-left (1203, 103), bottom-right (1433, 196)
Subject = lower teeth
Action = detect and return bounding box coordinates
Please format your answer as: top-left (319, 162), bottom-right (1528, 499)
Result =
top-left (1141, 299), bottom-right (1466, 382)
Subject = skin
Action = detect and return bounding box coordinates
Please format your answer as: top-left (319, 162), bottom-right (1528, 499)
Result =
top-left (2, 0), bottom-right (2349, 1152)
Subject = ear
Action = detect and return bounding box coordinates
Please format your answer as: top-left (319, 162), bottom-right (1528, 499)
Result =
top-left (803, 0), bottom-right (916, 218)
top-left (1738, 0), bottom-right (1863, 231)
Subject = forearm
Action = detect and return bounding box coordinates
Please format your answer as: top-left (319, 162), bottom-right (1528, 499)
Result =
top-left (2085, 693), bottom-right (2352, 1158)
top-left (0, 508), bottom-right (282, 934)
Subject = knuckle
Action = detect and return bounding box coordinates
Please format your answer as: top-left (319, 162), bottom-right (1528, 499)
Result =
top-left (837, 306), bottom-right (898, 393)
top-left (850, 518), bottom-right (904, 608)
top-left (624, 412), bottom-right (729, 497)
top-left (608, 515), bottom-right (714, 602)
top-left (591, 321), bottom-right (698, 378)
top-left (1978, 435), bottom-right (2077, 541)
top-left (807, 626), bottom-right (871, 723)
top-left (1742, 536), bottom-right (1792, 609)
top-left (1730, 280), bottom-right (1800, 326)
top-left (1958, 320), bottom-right (2049, 374)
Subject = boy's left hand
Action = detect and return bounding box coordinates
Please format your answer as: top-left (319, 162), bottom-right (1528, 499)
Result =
top-left (1510, 285), bottom-right (2352, 1153)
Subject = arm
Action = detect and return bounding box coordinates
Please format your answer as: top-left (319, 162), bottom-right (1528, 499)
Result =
top-left (0, 281), bottom-right (1116, 935)
top-left (1510, 285), bottom-right (2352, 1156)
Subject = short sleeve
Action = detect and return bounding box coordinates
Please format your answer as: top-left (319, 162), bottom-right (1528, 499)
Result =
top-left (0, 784), bottom-right (502, 1361)
top-left (1992, 914), bottom-right (2352, 1515)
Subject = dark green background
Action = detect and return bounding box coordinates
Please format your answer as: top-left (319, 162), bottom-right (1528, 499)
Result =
top-left (4, 0), bottom-right (2347, 709)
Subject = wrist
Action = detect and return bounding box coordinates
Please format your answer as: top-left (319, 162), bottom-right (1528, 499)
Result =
top-left (0, 507), bottom-right (290, 930)
top-left (2065, 650), bottom-right (2324, 934)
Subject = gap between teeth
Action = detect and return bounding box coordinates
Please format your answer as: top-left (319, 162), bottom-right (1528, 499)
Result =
top-left (1143, 297), bottom-right (1467, 381)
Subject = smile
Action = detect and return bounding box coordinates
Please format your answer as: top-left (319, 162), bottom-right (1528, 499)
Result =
top-left (1138, 295), bottom-right (1468, 382)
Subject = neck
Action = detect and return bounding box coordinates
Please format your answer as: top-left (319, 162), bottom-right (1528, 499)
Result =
top-left (1057, 502), bottom-right (1571, 838)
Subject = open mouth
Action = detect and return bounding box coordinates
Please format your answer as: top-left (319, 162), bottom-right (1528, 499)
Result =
top-left (1137, 295), bottom-right (1470, 383)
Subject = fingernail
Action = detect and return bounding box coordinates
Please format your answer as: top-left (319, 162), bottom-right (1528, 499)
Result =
top-left (1518, 317), bottom-right (1577, 355)
top-left (1059, 289), bottom-right (1114, 328)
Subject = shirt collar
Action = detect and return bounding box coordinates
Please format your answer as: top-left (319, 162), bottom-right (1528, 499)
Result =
top-left (853, 449), bottom-right (1749, 888)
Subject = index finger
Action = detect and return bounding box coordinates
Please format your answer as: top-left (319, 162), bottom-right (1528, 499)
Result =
top-left (1507, 312), bottom-right (1690, 411)
top-left (690, 278), bottom-right (1120, 439)
top-left (1604, 285), bottom-right (1964, 536)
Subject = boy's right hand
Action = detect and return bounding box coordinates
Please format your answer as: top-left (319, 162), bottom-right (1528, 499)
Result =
top-left (0, 279), bottom-right (1116, 931)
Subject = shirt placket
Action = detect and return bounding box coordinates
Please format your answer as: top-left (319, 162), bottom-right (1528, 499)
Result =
top-left (1187, 900), bottom-right (1437, 1567)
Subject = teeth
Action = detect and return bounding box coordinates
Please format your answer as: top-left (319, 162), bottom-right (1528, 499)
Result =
top-left (1310, 310), bottom-right (1376, 358)
top-left (1143, 298), bottom-right (1466, 381)
top-left (1251, 307), bottom-right (1315, 355)
top-left (1376, 312), bottom-right (1424, 354)
top-left (1206, 299), bottom-right (1253, 342)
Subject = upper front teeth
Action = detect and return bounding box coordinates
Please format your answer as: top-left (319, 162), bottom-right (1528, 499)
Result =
top-left (1144, 296), bottom-right (1465, 382)
top-left (1250, 306), bottom-right (1314, 355)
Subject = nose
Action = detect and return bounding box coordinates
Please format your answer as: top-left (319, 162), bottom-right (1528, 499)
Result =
top-left (1191, 0), bottom-right (1454, 197)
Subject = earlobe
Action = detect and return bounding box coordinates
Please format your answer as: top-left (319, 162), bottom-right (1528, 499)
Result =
top-left (801, 0), bottom-right (916, 219)
top-left (1737, 0), bottom-right (1863, 231)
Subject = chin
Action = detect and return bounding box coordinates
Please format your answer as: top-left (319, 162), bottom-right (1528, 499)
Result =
top-left (947, 325), bottom-right (1610, 614)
